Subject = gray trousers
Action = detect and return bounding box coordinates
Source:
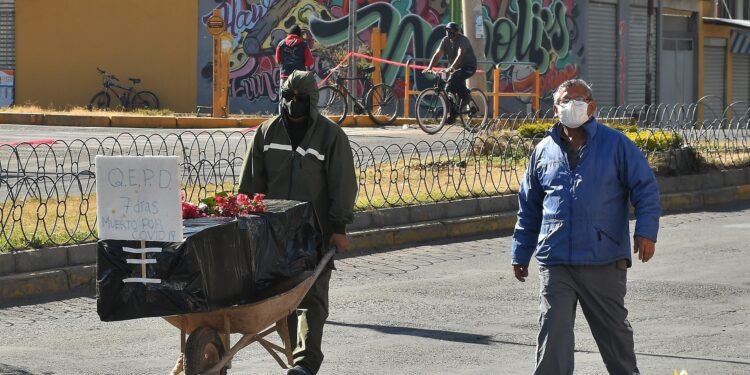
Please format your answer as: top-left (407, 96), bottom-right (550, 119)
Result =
top-left (535, 262), bottom-right (639, 375)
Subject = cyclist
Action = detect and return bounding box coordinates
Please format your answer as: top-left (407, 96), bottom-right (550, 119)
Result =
top-left (423, 22), bottom-right (477, 124)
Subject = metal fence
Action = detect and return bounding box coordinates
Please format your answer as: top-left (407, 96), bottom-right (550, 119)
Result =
top-left (2, 101), bottom-right (750, 251)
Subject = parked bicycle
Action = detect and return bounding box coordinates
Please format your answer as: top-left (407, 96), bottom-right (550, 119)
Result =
top-left (89, 67), bottom-right (160, 111)
top-left (316, 65), bottom-right (399, 126)
top-left (415, 69), bottom-right (488, 134)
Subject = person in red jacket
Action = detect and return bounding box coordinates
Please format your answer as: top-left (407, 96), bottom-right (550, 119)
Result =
top-left (276, 24), bottom-right (314, 86)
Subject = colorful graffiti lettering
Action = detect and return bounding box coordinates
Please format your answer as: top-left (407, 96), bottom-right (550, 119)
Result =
top-left (198, 0), bottom-right (581, 113)
top-left (486, 0), bottom-right (571, 74)
top-left (202, 0), bottom-right (275, 39)
top-left (201, 0), bottom-right (339, 106)
top-left (309, 0), bottom-right (575, 86)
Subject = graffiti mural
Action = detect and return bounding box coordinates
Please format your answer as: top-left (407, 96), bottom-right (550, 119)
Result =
top-left (197, 0), bottom-right (582, 114)
top-left (198, 0), bottom-right (337, 114)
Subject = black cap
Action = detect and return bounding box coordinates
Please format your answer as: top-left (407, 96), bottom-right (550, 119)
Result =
top-left (446, 22), bottom-right (460, 31)
top-left (290, 25), bottom-right (303, 36)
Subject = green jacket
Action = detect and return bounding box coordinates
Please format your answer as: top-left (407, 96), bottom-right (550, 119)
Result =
top-left (238, 71), bottom-right (357, 234)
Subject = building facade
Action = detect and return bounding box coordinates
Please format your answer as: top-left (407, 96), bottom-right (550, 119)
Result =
top-left (3, 0), bottom-right (744, 114)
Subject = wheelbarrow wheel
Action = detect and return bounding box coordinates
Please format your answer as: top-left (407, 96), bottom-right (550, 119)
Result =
top-left (184, 327), bottom-right (228, 375)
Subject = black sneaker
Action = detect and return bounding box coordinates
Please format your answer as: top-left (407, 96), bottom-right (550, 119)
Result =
top-left (446, 114), bottom-right (456, 125)
top-left (286, 365), bottom-right (313, 375)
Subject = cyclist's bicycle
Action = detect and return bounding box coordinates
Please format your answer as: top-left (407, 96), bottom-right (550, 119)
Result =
top-left (415, 69), bottom-right (488, 134)
top-left (89, 67), bottom-right (160, 111)
top-left (316, 66), bottom-right (399, 126)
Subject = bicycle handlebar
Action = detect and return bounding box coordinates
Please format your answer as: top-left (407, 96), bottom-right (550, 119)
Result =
top-left (96, 67), bottom-right (119, 81)
top-left (422, 69), bottom-right (450, 80)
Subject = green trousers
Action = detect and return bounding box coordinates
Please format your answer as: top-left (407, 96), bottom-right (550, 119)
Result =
top-left (286, 267), bottom-right (331, 374)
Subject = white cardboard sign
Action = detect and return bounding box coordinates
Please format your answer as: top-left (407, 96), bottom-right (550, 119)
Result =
top-left (96, 156), bottom-right (182, 242)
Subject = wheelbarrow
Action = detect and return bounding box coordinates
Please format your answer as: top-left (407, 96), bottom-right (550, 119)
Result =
top-left (165, 248), bottom-right (335, 375)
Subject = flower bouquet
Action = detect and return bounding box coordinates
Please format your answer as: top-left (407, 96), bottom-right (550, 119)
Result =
top-left (181, 191), bottom-right (266, 219)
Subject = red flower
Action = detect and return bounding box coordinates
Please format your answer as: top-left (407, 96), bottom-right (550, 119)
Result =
top-left (182, 192), bottom-right (267, 219)
top-left (236, 193), bottom-right (251, 206)
top-left (181, 201), bottom-right (201, 219)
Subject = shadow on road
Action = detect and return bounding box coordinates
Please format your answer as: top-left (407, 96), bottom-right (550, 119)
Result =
top-left (0, 363), bottom-right (51, 375)
top-left (327, 320), bottom-right (532, 347)
top-left (327, 320), bottom-right (750, 366)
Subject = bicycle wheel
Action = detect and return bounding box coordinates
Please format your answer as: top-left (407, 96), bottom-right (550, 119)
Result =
top-left (365, 83), bottom-right (399, 126)
top-left (415, 88), bottom-right (448, 134)
top-left (460, 88), bottom-right (489, 133)
top-left (132, 90), bottom-right (160, 110)
top-left (88, 91), bottom-right (110, 110)
top-left (317, 86), bottom-right (347, 124)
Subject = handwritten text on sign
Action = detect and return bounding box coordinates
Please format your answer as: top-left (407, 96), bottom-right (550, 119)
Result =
top-left (96, 156), bottom-right (182, 242)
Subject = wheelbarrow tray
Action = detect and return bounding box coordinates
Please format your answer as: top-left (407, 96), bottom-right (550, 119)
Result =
top-left (165, 248), bottom-right (334, 374)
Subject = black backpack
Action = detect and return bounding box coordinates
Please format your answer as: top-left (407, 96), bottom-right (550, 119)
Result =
top-left (279, 40), bottom-right (309, 76)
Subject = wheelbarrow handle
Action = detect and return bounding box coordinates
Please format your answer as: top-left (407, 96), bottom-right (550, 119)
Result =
top-left (314, 246), bottom-right (336, 278)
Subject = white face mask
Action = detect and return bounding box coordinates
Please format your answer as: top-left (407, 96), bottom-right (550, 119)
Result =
top-left (556, 100), bottom-right (590, 128)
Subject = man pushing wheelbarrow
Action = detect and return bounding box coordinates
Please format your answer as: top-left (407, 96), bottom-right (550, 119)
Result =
top-left (238, 70), bottom-right (358, 375)
top-left (96, 70), bottom-right (357, 374)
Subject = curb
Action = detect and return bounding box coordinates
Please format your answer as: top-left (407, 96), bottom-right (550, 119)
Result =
top-left (0, 265), bottom-right (96, 301)
top-left (44, 114), bottom-right (110, 127)
top-left (2, 172), bottom-right (750, 303)
top-left (111, 116), bottom-right (177, 128)
top-left (0, 112), bottom-right (403, 129)
top-left (0, 112), bottom-right (45, 125)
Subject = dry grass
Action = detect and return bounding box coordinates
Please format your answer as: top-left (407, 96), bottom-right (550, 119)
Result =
top-left (0, 103), bottom-right (174, 117)
top-left (0, 195), bottom-right (98, 252)
top-left (0, 160), bottom-right (523, 251)
top-left (0, 103), bottom-right (279, 118)
top-left (354, 156), bottom-right (526, 209)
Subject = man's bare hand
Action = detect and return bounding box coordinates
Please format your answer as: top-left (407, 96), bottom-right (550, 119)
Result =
top-left (329, 233), bottom-right (349, 253)
top-left (633, 235), bottom-right (655, 262)
top-left (513, 264), bottom-right (529, 282)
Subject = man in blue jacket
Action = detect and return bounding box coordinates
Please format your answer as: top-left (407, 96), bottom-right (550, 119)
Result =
top-left (511, 79), bottom-right (660, 374)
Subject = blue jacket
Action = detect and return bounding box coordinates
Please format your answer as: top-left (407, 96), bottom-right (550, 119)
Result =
top-left (511, 119), bottom-right (661, 267)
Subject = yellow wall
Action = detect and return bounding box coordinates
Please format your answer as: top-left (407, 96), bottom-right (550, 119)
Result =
top-left (16, 0), bottom-right (197, 112)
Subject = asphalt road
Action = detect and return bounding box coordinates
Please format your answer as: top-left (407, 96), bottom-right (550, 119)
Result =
top-left (1, 203), bottom-right (749, 374)
top-left (0, 123), bottom-right (475, 184)
top-left (0, 123), bottom-right (472, 151)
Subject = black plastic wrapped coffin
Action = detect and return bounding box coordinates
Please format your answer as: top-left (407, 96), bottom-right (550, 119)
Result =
top-left (97, 200), bottom-right (322, 321)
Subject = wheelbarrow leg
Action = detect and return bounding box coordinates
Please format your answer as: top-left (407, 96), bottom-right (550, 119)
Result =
top-left (223, 314), bottom-right (232, 369)
top-left (171, 316), bottom-right (187, 375)
top-left (170, 355), bottom-right (184, 375)
top-left (276, 318), bottom-right (294, 367)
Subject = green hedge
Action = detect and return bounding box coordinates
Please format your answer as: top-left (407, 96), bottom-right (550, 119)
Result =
top-left (517, 122), bottom-right (555, 138)
top-left (625, 130), bottom-right (683, 152)
top-left (515, 123), bottom-right (681, 152)
top-left (517, 122), bottom-right (640, 138)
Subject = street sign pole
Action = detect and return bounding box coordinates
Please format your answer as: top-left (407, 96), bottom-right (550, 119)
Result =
top-left (207, 10), bottom-right (230, 118)
top-left (347, 0), bottom-right (357, 111)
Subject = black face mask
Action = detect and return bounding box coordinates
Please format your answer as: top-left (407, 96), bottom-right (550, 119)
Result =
top-left (281, 91), bottom-right (310, 122)
top-left (446, 30), bottom-right (456, 39)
